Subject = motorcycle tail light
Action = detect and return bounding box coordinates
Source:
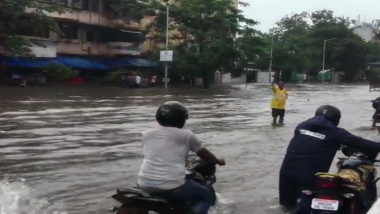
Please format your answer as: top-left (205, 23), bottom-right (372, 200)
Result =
top-left (320, 195), bottom-right (334, 199)
top-left (316, 180), bottom-right (339, 188)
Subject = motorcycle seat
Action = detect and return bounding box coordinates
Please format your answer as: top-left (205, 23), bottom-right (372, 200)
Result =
top-left (117, 187), bottom-right (151, 198)
top-left (116, 187), bottom-right (170, 203)
top-left (315, 172), bottom-right (341, 180)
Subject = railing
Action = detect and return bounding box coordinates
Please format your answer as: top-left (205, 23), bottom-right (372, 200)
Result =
top-left (367, 197), bottom-right (380, 214)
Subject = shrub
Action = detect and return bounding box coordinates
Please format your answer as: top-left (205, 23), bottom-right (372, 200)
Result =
top-left (43, 63), bottom-right (78, 81)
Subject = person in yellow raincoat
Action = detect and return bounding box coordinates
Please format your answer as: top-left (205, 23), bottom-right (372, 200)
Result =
top-left (271, 81), bottom-right (288, 124)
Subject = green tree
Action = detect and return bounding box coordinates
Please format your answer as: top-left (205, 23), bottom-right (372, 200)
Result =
top-left (0, 0), bottom-right (65, 56)
top-left (269, 9), bottom-right (373, 82)
top-left (148, 0), bottom-right (262, 88)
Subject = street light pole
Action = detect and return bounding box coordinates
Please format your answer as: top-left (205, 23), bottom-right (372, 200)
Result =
top-left (268, 35), bottom-right (274, 83)
top-left (164, 2), bottom-right (169, 88)
top-left (322, 38), bottom-right (337, 83)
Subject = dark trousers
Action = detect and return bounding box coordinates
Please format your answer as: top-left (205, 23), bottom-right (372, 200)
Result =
top-left (163, 180), bottom-right (213, 214)
top-left (279, 174), bottom-right (314, 208)
top-left (272, 108), bottom-right (285, 123)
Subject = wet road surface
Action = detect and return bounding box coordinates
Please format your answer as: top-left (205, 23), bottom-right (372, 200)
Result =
top-left (0, 84), bottom-right (378, 214)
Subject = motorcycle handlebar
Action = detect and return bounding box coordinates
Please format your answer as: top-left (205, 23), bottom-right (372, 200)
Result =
top-left (338, 157), bottom-right (380, 163)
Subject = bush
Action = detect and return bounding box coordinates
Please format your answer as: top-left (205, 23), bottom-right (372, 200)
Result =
top-left (104, 68), bottom-right (129, 83)
top-left (43, 63), bottom-right (78, 81)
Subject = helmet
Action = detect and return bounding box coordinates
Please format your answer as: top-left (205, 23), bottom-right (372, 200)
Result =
top-left (315, 105), bottom-right (341, 126)
top-left (155, 101), bottom-right (189, 128)
top-left (372, 97), bottom-right (380, 109)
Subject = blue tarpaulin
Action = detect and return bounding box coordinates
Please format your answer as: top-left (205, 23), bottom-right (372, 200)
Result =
top-left (56, 56), bottom-right (107, 69)
top-left (1, 56), bottom-right (59, 68)
top-left (1, 56), bottom-right (158, 69)
top-left (127, 58), bottom-right (158, 67)
top-left (97, 57), bottom-right (133, 69)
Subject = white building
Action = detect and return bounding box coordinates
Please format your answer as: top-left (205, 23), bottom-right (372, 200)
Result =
top-left (353, 20), bottom-right (380, 42)
top-left (353, 23), bottom-right (375, 42)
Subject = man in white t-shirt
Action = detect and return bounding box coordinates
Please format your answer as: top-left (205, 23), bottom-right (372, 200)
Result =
top-left (138, 101), bottom-right (225, 214)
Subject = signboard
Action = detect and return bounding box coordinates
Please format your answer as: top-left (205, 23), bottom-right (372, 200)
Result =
top-left (160, 50), bottom-right (173, 62)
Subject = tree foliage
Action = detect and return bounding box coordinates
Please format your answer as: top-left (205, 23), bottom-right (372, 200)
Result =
top-left (258, 9), bottom-right (380, 82)
top-left (146, 0), bottom-right (266, 88)
top-left (0, 0), bottom-right (65, 56)
top-left (43, 63), bottom-right (78, 81)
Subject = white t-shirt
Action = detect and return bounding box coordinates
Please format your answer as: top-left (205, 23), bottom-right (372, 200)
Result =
top-left (135, 76), bottom-right (141, 84)
top-left (137, 125), bottom-right (203, 190)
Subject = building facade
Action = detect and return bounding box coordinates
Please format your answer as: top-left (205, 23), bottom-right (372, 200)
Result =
top-left (18, 0), bottom-right (240, 58)
top-left (353, 20), bottom-right (380, 42)
top-left (21, 0), bottom-right (148, 57)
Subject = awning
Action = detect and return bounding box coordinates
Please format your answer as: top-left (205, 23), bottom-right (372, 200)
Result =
top-left (97, 57), bottom-right (158, 69)
top-left (97, 58), bottom-right (133, 69)
top-left (1, 56), bottom-right (58, 68)
top-left (56, 56), bottom-right (107, 69)
top-left (127, 58), bottom-right (158, 67)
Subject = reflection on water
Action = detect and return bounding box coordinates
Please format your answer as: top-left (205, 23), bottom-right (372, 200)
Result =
top-left (0, 84), bottom-right (378, 213)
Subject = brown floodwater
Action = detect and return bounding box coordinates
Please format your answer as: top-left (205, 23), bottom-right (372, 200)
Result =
top-left (0, 84), bottom-right (378, 214)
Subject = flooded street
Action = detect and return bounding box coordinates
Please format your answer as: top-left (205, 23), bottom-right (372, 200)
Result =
top-left (0, 84), bottom-right (378, 214)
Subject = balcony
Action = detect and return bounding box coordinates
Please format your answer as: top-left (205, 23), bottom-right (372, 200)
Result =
top-left (56, 41), bottom-right (108, 55)
top-left (25, 8), bottom-right (141, 30)
top-left (108, 42), bottom-right (141, 56)
top-left (55, 41), bottom-right (140, 56)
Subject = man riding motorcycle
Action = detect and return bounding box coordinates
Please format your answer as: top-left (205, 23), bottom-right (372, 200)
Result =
top-left (278, 105), bottom-right (380, 213)
top-left (137, 101), bottom-right (225, 214)
top-left (372, 97), bottom-right (380, 127)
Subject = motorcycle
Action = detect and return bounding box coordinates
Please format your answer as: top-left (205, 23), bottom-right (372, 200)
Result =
top-left (110, 154), bottom-right (217, 214)
top-left (300, 146), bottom-right (380, 214)
top-left (372, 113), bottom-right (380, 132)
top-left (371, 100), bottom-right (380, 132)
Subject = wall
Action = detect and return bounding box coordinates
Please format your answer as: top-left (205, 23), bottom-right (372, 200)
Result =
top-left (30, 41), bottom-right (57, 58)
top-left (222, 73), bottom-right (246, 84)
top-left (353, 25), bottom-right (374, 42)
top-left (256, 71), bottom-right (274, 83)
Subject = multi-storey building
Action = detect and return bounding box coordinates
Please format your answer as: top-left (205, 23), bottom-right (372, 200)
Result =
top-left (8, 0), bottom-right (240, 65)
top-left (19, 0), bottom-right (152, 59)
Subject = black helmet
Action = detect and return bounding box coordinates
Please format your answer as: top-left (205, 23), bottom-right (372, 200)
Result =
top-left (156, 101), bottom-right (189, 128)
top-left (372, 97), bottom-right (380, 109)
top-left (315, 105), bottom-right (341, 126)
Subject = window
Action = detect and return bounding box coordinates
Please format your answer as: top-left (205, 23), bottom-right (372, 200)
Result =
top-left (88, 0), bottom-right (99, 12)
top-left (72, 0), bottom-right (83, 9)
top-left (59, 23), bottom-right (79, 40)
top-left (104, 30), bottom-right (142, 43)
top-left (86, 31), bottom-right (94, 42)
top-left (14, 19), bottom-right (50, 38)
top-left (56, 0), bottom-right (68, 6)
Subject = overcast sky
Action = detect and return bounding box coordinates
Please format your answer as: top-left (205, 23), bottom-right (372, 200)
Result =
top-left (241, 0), bottom-right (380, 32)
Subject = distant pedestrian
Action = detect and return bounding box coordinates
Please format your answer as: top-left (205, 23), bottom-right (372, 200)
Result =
top-left (135, 74), bottom-right (141, 88)
top-left (271, 81), bottom-right (288, 124)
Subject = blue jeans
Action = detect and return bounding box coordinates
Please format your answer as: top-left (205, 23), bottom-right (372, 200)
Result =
top-left (167, 180), bottom-right (213, 214)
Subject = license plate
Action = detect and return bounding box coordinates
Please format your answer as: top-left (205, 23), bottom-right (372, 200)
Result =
top-left (376, 123), bottom-right (380, 126)
top-left (311, 198), bottom-right (339, 211)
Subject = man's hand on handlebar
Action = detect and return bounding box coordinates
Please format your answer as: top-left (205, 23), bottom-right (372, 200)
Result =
top-left (217, 159), bottom-right (226, 166)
